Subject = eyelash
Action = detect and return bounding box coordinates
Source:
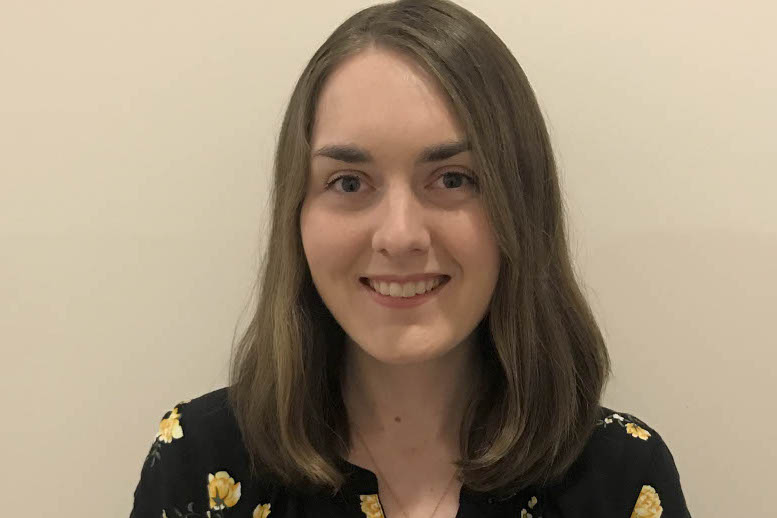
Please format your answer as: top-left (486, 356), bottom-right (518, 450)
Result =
top-left (324, 171), bottom-right (478, 193)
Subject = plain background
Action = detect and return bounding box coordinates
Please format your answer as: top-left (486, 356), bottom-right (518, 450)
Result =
top-left (1, 1), bottom-right (774, 516)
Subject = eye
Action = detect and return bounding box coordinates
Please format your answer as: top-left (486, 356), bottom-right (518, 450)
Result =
top-left (433, 171), bottom-right (478, 191)
top-left (325, 174), bottom-right (364, 193)
top-left (324, 170), bottom-right (478, 195)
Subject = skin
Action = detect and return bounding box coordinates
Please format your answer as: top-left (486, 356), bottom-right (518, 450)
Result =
top-left (299, 47), bottom-right (501, 517)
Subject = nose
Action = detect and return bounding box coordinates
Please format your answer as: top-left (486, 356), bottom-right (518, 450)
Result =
top-left (371, 182), bottom-right (431, 257)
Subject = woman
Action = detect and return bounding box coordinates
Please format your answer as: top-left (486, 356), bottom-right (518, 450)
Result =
top-left (131, 1), bottom-right (691, 517)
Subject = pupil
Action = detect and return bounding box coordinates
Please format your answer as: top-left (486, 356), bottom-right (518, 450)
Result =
top-left (342, 177), bottom-right (360, 192)
top-left (443, 173), bottom-right (463, 189)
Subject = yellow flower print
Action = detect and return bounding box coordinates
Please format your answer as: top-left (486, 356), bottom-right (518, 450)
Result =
top-left (208, 471), bottom-right (242, 510)
top-left (157, 407), bottom-right (184, 443)
top-left (520, 509), bottom-right (533, 518)
top-left (360, 494), bottom-right (386, 518)
top-left (528, 496), bottom-right (537, 508)
top-left (626, 423), bottom-right (651, 441)
top-left (253, 503), bottom-right (271, 518)
top-left (597, 412), bottom-right (653, 442)
top-left (630, 485), bottom-right (662, 517)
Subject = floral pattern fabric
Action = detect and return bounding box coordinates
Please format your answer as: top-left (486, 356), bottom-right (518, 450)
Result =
top-left (597, 412), bottom-right (653, 441)
top-left (359, 494), bottom-right (385, 518)
top-left (130, 388), bottom-right (691, 517)
top-left (630, 485), bottom-right (663, 518)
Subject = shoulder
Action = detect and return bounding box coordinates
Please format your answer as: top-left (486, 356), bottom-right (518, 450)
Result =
top-left (148, 387), bottom-right (238, 457)
top-left (172, 387), bottom-right (236, 441)
top-left (543, 406), bottom-right (689, 517)
top-left (156, 387), bottom-right (248, 469)
top-left (571, 406), bottom-right (665, 482)
top-left (132, 387), bottom-right (268, 518)
top-left (587, 406), bottom-right (662, 464)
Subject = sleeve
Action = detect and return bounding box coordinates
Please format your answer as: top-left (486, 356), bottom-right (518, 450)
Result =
top-left (130, 403), bottom-right (204, 518)
top-left (629, 436), bottom-right (692, 518)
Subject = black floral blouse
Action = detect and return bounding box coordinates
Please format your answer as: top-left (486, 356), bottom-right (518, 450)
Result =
top-left (130, 388), bottom-right (691, 518)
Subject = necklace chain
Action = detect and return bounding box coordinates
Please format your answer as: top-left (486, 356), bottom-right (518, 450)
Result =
top-left (352, 426), bottom-right (460, 518)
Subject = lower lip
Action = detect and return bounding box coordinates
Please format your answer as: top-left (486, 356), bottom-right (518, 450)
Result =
top-left (360, 277), bottom-right (450, 308)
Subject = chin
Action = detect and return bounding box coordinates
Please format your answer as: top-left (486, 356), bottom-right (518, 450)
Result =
top-left (374, 352), bottom-right (434, 366)
top-left (362, 340), bottom-right (452, 366)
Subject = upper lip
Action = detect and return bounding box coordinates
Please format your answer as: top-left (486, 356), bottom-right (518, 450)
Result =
top-left (361, 273), bottom-right (449, 283)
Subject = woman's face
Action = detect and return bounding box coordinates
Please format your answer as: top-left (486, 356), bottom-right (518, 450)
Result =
top-left (300, 48), bottom-right (500, 365)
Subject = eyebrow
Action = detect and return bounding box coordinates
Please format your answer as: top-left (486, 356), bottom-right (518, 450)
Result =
top-left (311, 139), bottom-right (471, 165)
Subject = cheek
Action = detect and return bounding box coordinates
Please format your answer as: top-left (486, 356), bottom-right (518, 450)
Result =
top-left (301, 211), bottom-right (330, 271)
top-left (300, 207), bottom-right (361, 276)
top-left (448, 211), bottom-right (500, 267)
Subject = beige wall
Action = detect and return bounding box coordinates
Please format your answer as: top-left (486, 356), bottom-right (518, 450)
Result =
top-left (1, 1), bottom-right (774, 515)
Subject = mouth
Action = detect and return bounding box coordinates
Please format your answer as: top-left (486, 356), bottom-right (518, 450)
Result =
top-left (359, 275), bottom-right (451, 298)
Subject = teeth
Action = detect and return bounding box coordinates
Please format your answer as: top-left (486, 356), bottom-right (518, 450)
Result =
top-left (368, 276), bottom-right (445, 297)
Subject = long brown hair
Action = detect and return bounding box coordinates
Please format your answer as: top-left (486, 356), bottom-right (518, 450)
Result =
top-left (228, 0), bottom-right (611, 497)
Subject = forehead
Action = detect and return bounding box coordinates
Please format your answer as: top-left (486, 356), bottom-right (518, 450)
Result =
top-left (311, 49), bottom-right (465, 154)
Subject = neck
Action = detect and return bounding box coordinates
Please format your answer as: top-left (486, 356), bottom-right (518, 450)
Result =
top-left (341, 335), bottom-right (482, 456)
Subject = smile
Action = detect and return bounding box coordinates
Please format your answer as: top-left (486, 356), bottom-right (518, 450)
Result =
top-left (359, 276), bottom-right (451, 309)
top-left (362, 276), bottom-right (448, 297)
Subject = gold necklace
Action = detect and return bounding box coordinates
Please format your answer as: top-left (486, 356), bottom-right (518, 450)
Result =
top-left (352, 426), bottom-right (461, 518)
